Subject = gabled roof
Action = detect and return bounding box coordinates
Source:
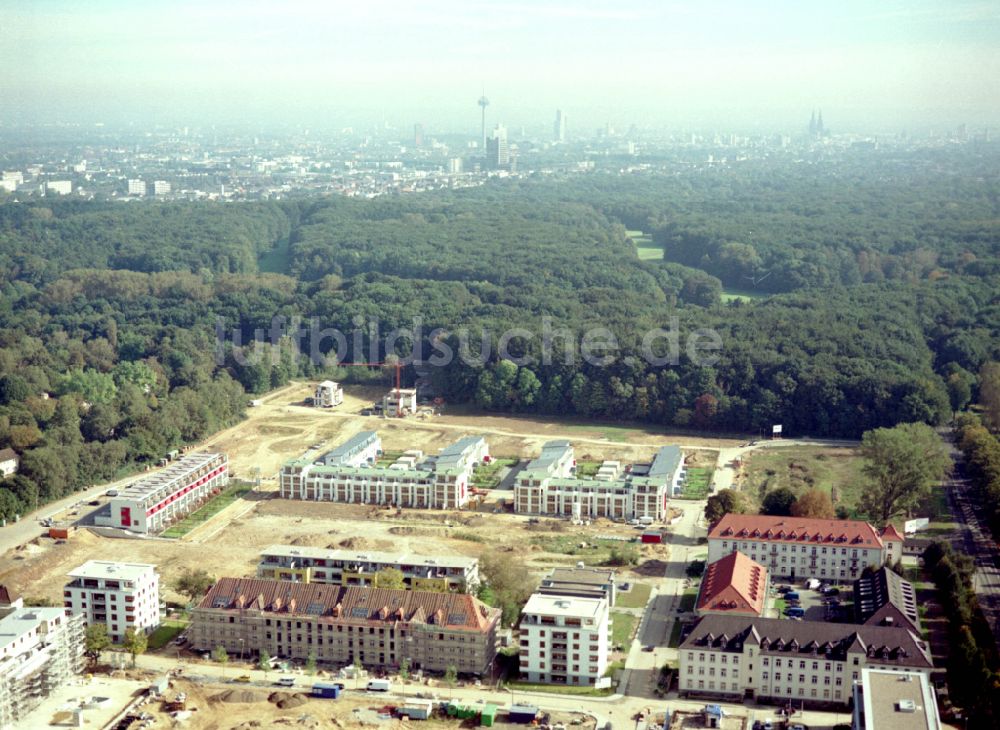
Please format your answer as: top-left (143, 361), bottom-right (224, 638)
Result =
top-left (697, 551), bottom-right (767, 616)
top-left (880, 523), bottom-right (904, 542)
top-left (708, 514), bottom-right (884, 549)
top-left (679, 615), bottom-right (931, 669)
top-left (0, 448), bottom-right (18, 462)
top-left (197, 577), bottom-right (499, 632)
top-left (853, 567), bottom-right (920, 632)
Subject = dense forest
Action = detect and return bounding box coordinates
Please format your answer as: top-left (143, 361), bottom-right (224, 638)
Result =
top-left (1, 146), bottom-right (998, 518)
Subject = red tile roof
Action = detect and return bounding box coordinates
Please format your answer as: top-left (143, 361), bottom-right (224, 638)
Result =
top-left (708, 514), bottom-right (883, 548)
top-left (880, 523), bottom-right (904, 542)
top-left (197, 577), bottom-right (499, 632)
top-left (697, 551), bottom-right (767, 616)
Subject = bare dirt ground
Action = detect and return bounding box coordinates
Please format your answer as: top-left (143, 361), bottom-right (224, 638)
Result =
top-left (0, 381), bottom-right (699, 605)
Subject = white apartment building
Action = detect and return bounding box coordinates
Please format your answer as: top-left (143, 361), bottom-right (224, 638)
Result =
top-left (435, 436), bottom-right (489, 473)
top-left (257, 545), bottom-right (479, 592)
top-left (853, 668), bottom-right (940, 730)
top-left (314, 380), bottom-right (344, 407)
top-left (707, 515), bottom-right (904, 582)
top-left (63, 561), bottom-right (160, 642)
top-left (127, 179), bottom-right (147, 196)
top-left (518, 594), bottom-right (610, 686)
top-left (152, 180), bottom-right (171, 195)
top-left (96, 452), bottom-right (229, 534)
top-left (279, 434), bottom-right (480, 509)
top-left (45, 180), bottom-right (72, 195)
top-left (679, 615), bottom-right (932, 707)
top-left (320, 431), bottom-right (380, 467)
top-left (383, 388), bottom-right (418, 415)
top-left (0, 448), bottom-right (19, 478)
top-left (515, 443), bottom-right (682, 521)
top-left (0, 606), bottom-right (85, 727)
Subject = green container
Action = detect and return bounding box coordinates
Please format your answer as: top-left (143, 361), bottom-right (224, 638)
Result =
top-left (481, 704), bottom-right (498, 727)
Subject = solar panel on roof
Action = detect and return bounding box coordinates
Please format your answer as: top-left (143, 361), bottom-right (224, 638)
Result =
top-left (306, 602), bottom-right (326, 615)
top-left (447, 613), bottom-right (466, 625)
top-left (350, 607), bottom-right (369, 618)
top-left (212, 596), bottom-right (230, 608)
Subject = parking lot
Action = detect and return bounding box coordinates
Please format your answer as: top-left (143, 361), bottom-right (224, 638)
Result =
top-left (772, 582), bottom-right (851, 622)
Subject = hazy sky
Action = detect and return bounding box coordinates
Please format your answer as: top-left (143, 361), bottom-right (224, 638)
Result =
top-left (3, 0), bottom-right (999, 132)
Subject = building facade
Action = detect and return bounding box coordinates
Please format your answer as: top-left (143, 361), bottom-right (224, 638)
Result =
top-left (679, 615), bottom-right (932, 707)
top-left (0, 607), bottom-right (85, 727)
top-left (279, 435), bottom-right (481, 509)
top-left (63, 561), bottom-right (160, 642)
top-left (257, 546), bottom-right (479, 592)
top-left (0, 448), bottom-right (19, 478)
top-left (189, 578), bottom-right (500, 675)
top-left (515, 443), bottom-right (682, 521)
top-left (320, 431), bottom-right (380, 467)
top-left (518, 594), bottom-right (610, 686)
top-left (707, 515), bottom-right (903, 582)
top-left (314, 380), bottom-right (344, 408)
top-left (97, 452), bottom-right (229, 534)
top-left (127, 179), bottom-right (146, 196)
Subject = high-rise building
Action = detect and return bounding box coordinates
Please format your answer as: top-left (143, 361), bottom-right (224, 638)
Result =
top-left (518, 593), bottom-right (610, 685)
top-left (554, 109), bottom-right (566, 142)
top-left (127, 179), bottom-right (146, 196)
top-left (477, 93), bottom-right (490, 150)
top-left (413, 123), bottom-right (424, 148)
top-left (485, 124), bottom-right (509, 170)
top-left (152, 180), bottom-right (171, 196)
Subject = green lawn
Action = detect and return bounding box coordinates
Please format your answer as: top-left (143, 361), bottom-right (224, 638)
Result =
top-left (530, 534), bottom-right (631, 563)
top-left (677, 587), bottom-right (698, 613)
top-left (679, 467), bottom-right (713, 499)
top-left (739, 445), bottom-right (867, 513)
top-left (720, 288), bottom-right (769, 303)
top-left (471, 458), bottom-right (518, 489)
top-left (575, 460), bottom-right (602, 478)
top-left (627, 230), bottom-right (663, 261)
top-left (615, 583), bottom-right (652, 608)
top-left (774, 597), bottom-right (787, 616)
top-left (257, 236), bottom-right (292, 274)
top-left (611, 611), bottom-right (638, 647)
top-left (161, 482), bottom-right (254, 538)
top-left (148, 618), bottom-right (189, 650)
top-left (375, 450), bottom-right (404, 466)
top-left (506, 681), bottom-right (614, 696)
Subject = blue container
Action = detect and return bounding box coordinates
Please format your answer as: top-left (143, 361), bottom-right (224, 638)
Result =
top-left (311, 683), bottom-right (341, 699)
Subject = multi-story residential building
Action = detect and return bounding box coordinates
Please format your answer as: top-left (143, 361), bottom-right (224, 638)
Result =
top-left (319, 431), bottom-right (380, 467)
top-left (383, 388), bottom-right (418, 415)
top-left (279, 434), bottom-right (481, 509)
top-left (537, 567), bottom-right (617, 604)
top-left (707, 515), bottom-right (904, 582)
top-left (0, 600), bottom-right (85, 728)
top-left (852, 668), bottom-right (940, 730)
top-left (257, 546), bottom-right (479, 592)
top-left (853, 568), bottom-right (920, 633)
top-left (435, 436), bottom-right (489, 474)
top-left (189, 578), bottom-right (500, 675)
top-left (696, 552), bottom-right (768, 617)
top-left (127, 179), bottom-right (147, 196)
top-left (313, 380), bottom-right (344, 408)
top-left (152, 180), bottom-right (171, 195)
top-left (63, 561), bottom-right (160, 642)
top-left (518, 593), bottom-right (610, 686)
top-left (96, 452), bottom-right (229, 534)
top-left (679, 615), bottom-right (932, 707)
top-left (45, 180), bottom-right (72, 195)
top-left (515, 443), bottom-right (682, 521)
top-left (0, 448), bottom-right (19, 478)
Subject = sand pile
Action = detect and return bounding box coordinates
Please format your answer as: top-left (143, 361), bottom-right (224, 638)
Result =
top-left (211, 688), bottom-right (267, 703)
top-left (268, 691), bottom-right (309, 709)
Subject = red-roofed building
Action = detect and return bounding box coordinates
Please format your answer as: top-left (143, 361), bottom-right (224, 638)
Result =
top-left (696, 552), bottom-right (768, 617)
top-left (707, 514), bottom-right (900, 582)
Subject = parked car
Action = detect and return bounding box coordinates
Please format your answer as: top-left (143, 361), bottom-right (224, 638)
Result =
top-left (234, 675), bottom-right (252, 683)
top-left (642, 645), bottom-right (655, 652)
top-left (824, 587), bottom-right (840, 596)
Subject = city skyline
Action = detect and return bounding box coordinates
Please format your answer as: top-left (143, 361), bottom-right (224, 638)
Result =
top-left (2, 1), bottom-right (999, 132)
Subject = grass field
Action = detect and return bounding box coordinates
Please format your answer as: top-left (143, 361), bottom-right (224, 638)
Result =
top-left (677, 586), bottom-right (698, 613)
top-left (471, 457), bottom-right (518, 488)
top-left (739, 446), bottom-right (866, 513)
top-left (575, 460), bottom-right (602, 478)
top-left (611, 611), bottom-right (638, 647)
top-left (161, 482), bottom-right (254, 539)
top-left (257, 237), bottom-right (292, 274)
top-left (615, 582), bottom-right (652, 608)
top-left (679, 467), bottom-right (713, 499)
top-left (147, 617), bottom-right (189, 650)
top-left (530, 534), bottom-right (634, 563)
top-left (627, 230), bottom-right (662, 261)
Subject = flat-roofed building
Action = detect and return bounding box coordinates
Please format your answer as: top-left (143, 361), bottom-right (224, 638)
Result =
top-left (63, 561), bottom-right (160, 642)
top-left (852, 668), bottom-right (940, 730)
top-left (279, 434), bottom-right (480, 509)
top-left (314, 380), bottom-right (344, 408)
top-left (257, 545), bottom-right (479, 592)
top-left (98, 452), bottom-right (229, 534)
top-left (707, 514), bottom-right (903, 582)
top-left (320, 431), bottom-right (380, 467)
top-left (518, 593), bottom-right (610, 685)
top-left (678, 615), bottom-right (932, 706)
top-left (435, 436), bottom-right (489, 473)
top-left (696, 552), bottom-right (768, 617)
top-left (383, 388), bottom-right (418, 415)
top-left (0, 607), bottom-right (85, 727)
top-left (515, 443), bottom-right (682, 521)
top-left (537, 567), bottom-right (616, 604)
top-left (189, 578), bottom-right (500, 675)
top-left (853, 568), bottom-right (920, 632)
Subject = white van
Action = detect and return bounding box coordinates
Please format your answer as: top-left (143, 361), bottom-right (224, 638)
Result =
top-left (366, 679), bottom-right (392, 692)
top-left (277, 677), bottom-right (296, 687)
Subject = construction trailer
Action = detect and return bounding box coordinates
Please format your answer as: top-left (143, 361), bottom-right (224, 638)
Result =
top-left (310, 683), bottom-right (341, 699)
top-left (399, 699), bottom-right (433, 720)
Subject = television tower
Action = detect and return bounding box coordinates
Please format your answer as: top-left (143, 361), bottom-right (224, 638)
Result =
top-left (477, 92), bottom-right (490, 150)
